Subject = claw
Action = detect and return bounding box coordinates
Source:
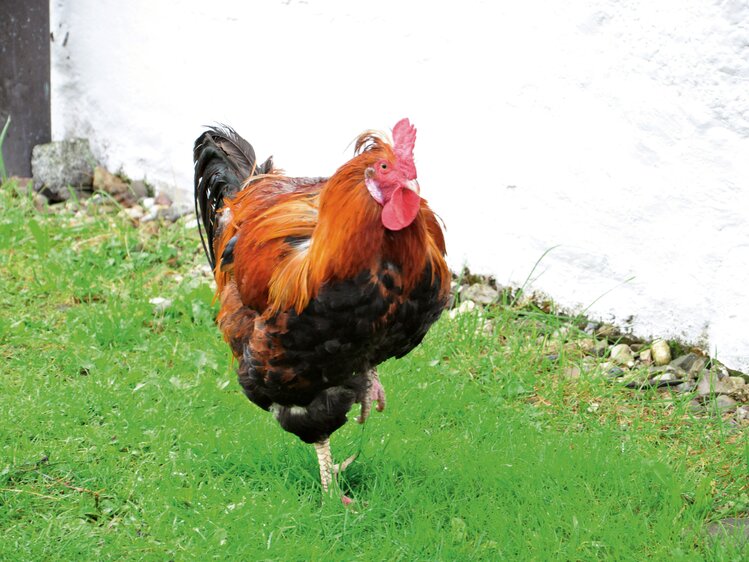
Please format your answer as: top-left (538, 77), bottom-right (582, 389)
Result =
top-left (357, 368), bottom-right (387, 424)
top-left (334, 453), bottom-right (357, 475)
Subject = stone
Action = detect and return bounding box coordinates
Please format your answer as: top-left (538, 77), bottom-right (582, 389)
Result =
top-left (670, 352), bottom-right (707, 378)
top-left (586, 402), bottom-right (600, 413)
top-left (130, 180), bottom-right (150, 200)
top-left (564, 365), bottom-right (581, 379)
top-left (577, 338), bottom-right (596, 355)
top-left (140, 205), bottom-right (169, 223)
top-left (652, 371), bottom-right (678, 383)
top-left (86, 193), bottom-right (119, 213)
top-left (716, 377), bottom-right (746, 394)
top-left (448, 300), bottom-right (476, 319)
top-left (604, 365), bottom-right (625, 378)
top-left (154, 192), bottom-right (173, 206)
top-left (596, 323), bottom-right (619, 341)
top-left (696, 371), bottom-right (720, 397)
top-left (31, 138), bottom-right (97, 201)
top-left (141, 197), bottom-right (156, 210)
top-left (639, 348), bottom-right (653, 365)
top-left (157, 202), bottom-right (193, 222)
top-left (705, 518), bottom-right (749, 540)
top-left (718, 377), bottom-right (746, 397)
top-left (715, 395), bottom-right (738, 411)
top-left (33, 192), bottom-right (49, 211)
top-left (594, 339), bottom-right (608, 357)
top-left (735, 406), bottom-right (749, 421)
top-left (729, 376), bottom-right (746, 389)
top-left (148, 297), bottom-right (173, 313)
top-left (461, 283), bottom-right (498, 305)
top-left (194, 263), bottom-right (214, 278)
top-left (676, 380), bottom-right (697, 393)
top-left (584, 321), bottom-right (599, 334)
top-left (649, 364), bottom-right (686, 378)
top-left (123, 206), bottom-right (144, 221)
top-left (651, 339), bottom-right (671, 366)
top-left (730, 384), bottom-right (749, 403)
top-left (697, 371), bottom-right (745, 397)
top-left (93, 166), bottom-right (135, 206)
top-left (610, 343), bottom-right (635, 367)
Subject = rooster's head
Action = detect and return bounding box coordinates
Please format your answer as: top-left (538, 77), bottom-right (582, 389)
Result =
top-left (364, 118), bottom-right (421, 231)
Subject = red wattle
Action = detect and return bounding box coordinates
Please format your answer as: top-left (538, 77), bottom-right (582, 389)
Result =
top-left (381, 186), bottom-right (421, 231)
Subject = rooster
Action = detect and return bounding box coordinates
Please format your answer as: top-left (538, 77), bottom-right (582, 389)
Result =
top-left (193, 119), bottom-right (450, 499)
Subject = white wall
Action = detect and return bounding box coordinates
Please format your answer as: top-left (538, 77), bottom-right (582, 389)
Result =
top-left (51, 0), bottom-right (749, 371)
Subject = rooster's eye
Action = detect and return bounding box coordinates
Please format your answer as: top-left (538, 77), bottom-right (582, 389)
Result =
top-left (380, 163), bottom-right (388, 170)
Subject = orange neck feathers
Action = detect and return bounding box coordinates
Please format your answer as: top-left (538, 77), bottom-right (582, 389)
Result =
top-left (264, 135), bottom-right (447, 314)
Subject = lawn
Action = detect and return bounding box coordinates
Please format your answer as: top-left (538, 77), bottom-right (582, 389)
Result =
top-left (0, 181), bottom-right (747, 561)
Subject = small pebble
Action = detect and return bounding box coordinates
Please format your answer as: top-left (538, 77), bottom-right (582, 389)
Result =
top-left (652, 372), bottom-right (678, 382)
top-left (651, 339), bottom-right (671, 366)
top-left (123, 206), bottom-right (144, 220)
top-left (154, 192), bottom-right (173, 206)
top-left (448, 300), bottom-right (476, 319)
top-left (639, 348), bottom-right (652, 365)
top-left (149, 296), bottom-right (173, 313)
top-left (606, 366), bottom-right (625, 378)
top-left (461, 283), bottom-right (498, 305)
top-left (610, 343), bottom-right (635, 367)
top-left (564, 365), bottom-right (581, 378)
top-left (676, 381), bottom-right (697, 393)
top-left (715, 395), bottom-right (738, 412)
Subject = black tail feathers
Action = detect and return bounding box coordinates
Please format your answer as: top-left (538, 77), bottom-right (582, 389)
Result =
top-left (193, 125), bottom-right (273, 268)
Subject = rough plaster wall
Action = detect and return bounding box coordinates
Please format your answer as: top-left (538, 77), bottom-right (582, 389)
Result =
top-left (50, 0), bottom-right (749, 370)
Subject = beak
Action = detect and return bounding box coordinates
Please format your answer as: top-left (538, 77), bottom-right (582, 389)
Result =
top-left (405, 179), bottom-right (420, 195)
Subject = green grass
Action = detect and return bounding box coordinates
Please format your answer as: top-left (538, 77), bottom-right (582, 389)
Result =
top-left (0, 180), bottom-right (747, 561)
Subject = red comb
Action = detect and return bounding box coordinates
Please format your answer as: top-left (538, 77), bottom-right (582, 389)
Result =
top-left (393, 118), bottom-right (417, 179)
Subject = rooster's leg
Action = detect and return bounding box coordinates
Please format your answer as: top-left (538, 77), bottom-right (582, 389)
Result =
top-left (314, 438), bottom-right (334, 494)
top-left (357, 368), bottom-right (387, 424)
top-left (314, 438), bottom-right (355, 504)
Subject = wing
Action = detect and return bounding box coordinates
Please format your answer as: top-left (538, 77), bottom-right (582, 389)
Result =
top-left (215, 176), bottom-right (323, 310)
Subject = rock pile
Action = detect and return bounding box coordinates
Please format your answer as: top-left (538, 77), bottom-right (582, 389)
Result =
top-left (15, 138), bottom-right (191, 225)
top-left (452, 272), bottom-right (749, 422)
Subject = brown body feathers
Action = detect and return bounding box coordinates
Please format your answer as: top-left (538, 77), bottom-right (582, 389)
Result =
top-left (194, 124), bottom-right (449, 444)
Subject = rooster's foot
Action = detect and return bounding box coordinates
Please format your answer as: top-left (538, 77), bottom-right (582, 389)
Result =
top-left (357, 368), bottom-right (386, 424)
top-left (314, 438), bottom-right (356, 505)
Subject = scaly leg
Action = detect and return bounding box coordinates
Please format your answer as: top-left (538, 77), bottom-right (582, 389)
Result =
top-left (357, 368), bottom-right (387, 424)
top-left (314, 438), bottom-right (334, 494)
top-left (313, 438), bottom-right (356, 504)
